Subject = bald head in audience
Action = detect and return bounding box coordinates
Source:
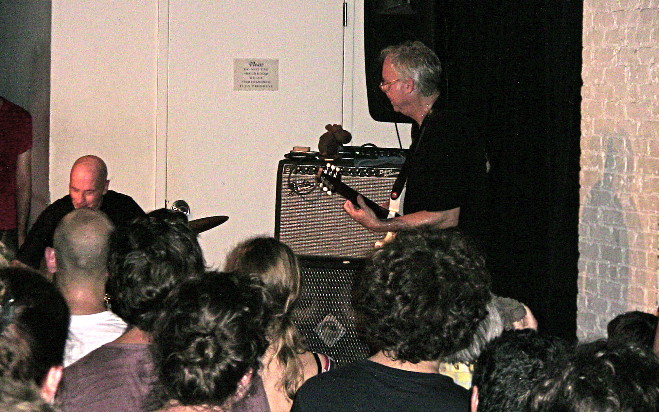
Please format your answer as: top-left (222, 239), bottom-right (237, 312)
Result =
top-left (46, 208), bottom-right (114, 314)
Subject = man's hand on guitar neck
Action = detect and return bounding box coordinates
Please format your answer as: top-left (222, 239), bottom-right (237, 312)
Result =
top-left (343, 195), bottom-right (461, 233)
top-left (343, 195), bottom-right (383, 231)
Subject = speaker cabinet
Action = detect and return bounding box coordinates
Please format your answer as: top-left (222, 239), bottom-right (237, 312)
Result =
top-left (275, 159), bottom-right (400, 259)
top-left (292, 256), bottom-right (370, 367)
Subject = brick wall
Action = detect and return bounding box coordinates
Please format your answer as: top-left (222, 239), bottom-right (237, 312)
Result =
top-left (579, 0), bottom-right (658, 341)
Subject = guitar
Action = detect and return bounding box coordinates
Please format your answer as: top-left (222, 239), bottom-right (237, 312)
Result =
top-left (374, 196), bottom-right (399, 248)
top-left (316, 164), bottom-right (396, 220)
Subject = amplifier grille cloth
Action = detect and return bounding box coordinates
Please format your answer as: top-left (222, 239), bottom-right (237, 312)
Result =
top-left (292, 261), bottom-right (369, 367)
top-left (276, 162), bottom-right (398, 258)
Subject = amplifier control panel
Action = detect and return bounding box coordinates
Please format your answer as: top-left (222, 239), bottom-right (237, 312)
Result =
top-left (281, 162), bottom-right (400, 179)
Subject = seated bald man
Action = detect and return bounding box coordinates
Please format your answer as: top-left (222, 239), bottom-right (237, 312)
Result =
top-left (17, 155), bottom-right (145, 269)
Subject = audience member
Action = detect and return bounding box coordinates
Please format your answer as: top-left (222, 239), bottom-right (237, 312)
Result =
top-left (0, 267), bottom-right (70, 403)
top-left (440, 294), bottom-right (538, 388)
top-left (56, 209), bottom-right (205, 412)
top-left (606, 310), bottom-right (657, 350)
top-left (225, 237), bottom-right (333, 412)
top-left (470, 329), bottom-right (570, 412)
top-left (292, 227), bottom-right (491, 412)
top-left (150, 271), bottom-right (270, 411)
top-left (527, 339), bottom-right (659, 412)
top-left (0, 96), bottom-right (32, 260)
top-left (438, 295), bottom-right (508, 389)
top-left (17, 155), bottom-right (144, 269)
top-left (45, 208), bottom-right (126, 366)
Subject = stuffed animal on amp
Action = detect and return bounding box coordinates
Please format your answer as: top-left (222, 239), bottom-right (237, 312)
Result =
top-left (318, 124), bottom-right (352, 159)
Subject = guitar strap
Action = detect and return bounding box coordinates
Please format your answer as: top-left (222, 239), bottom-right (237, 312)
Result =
top-left (391, 113), bottom-right (431, 203)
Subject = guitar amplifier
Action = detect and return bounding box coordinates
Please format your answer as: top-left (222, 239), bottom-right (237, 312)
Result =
top-left (275, 158), bottom-right (401, 258)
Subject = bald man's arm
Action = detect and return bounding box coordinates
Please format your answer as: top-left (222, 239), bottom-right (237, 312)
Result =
top-left (17, 197), bottom-right (72, 269)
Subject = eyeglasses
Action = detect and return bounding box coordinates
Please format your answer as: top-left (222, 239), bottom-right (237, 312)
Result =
top-left (379, 78), bottom-right (403, 90)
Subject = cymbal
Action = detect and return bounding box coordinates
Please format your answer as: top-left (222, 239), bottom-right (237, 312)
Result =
top-left (188, 216), bottom-right (228, 234)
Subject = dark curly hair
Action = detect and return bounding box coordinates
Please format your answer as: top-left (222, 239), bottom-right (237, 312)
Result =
top-left (0, 267), bottom-right (69, 386)
top-left (607, 310), bottom-right (657, 350)
top-left (528, 340), bottom-right (659, 412)
top-left (353, 226), bottom-right (490, 363)
top-left (151, 271), bottom-right (269, 408)
top-left (106, 209), bottom-right (204, 331)
top-left (472, 329), bottom-right (571, 412)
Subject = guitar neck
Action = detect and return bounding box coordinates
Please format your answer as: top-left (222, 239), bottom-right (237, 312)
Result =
top-left (333, 183), bottom-right (391, 220)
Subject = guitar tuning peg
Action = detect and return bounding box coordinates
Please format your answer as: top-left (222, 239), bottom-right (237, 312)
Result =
top-left (322, 186), bottom-right (328, 192)
top-left (327, 190), bottom-right (332, 195)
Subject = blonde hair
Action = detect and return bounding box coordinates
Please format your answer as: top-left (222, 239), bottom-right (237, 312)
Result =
top-left (225, 237), bottom-right (307, 399)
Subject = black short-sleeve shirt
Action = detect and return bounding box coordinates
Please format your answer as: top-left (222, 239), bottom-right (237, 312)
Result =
top-left (402, 100), bottom-right (490, 244)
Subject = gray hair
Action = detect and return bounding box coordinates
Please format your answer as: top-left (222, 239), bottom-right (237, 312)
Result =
top-left (380, 40), bottom-right (442, 97)
top-left (444, 297), bottom-right (505, 364)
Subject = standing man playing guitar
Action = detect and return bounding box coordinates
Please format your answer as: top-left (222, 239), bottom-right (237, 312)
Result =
top-left (344, 41), bottom-right (490, 247)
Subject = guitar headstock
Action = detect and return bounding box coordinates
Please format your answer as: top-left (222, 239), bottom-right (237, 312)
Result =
top-left (317, 163), bottom-right (343, 196)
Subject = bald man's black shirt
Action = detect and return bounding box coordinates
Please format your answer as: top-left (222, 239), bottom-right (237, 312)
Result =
top-left (17, 190), bottom-right (144, 269)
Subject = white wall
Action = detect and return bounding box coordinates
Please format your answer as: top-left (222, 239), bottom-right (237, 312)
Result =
top-left (50, 1), bottom-right (158, 209)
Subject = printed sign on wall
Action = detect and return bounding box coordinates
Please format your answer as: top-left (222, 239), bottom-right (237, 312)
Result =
top-left (233, 58), bottom-right (279, 91)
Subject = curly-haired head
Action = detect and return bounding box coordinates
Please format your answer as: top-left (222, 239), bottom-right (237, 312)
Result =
top-left (472, 329), bottom-right (570, 412)
top-left (225, 236), bottom-right (306, 399)
top-left (607, 310), bottom-right (657, 351)
top-left (527, 340), bottom-right (659, 412)
top-left (106, 208), bottom-right (204, 331)
top-left (353, 226), bottom-right (490, 363)
top-left (151, 271), bottom-right (269, 408)
top-left (380, 40), bottom-right (442, 97)
top-left (0, 267), bottom-right (69, 386)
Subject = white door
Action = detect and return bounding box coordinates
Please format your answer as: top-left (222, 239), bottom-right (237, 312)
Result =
top-left (158, 1), bottom-right (347, 267)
